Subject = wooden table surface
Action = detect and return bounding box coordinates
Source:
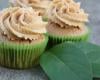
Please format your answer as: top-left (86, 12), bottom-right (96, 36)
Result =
top-left (0, 0), bottom-right (100, 80)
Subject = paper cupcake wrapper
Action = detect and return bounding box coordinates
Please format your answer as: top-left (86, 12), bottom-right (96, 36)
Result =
top-left (47, 30), bottom-right (89, 48)
top-left (0, 36), bottom-right (48, 69)
top-left (42, 16), bottom-right (48, 22)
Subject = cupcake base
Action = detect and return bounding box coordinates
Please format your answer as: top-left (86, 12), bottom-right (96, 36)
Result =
top-left (46, 22), bottom-right (89, 48)
top-left (0, 35), bottom-right (48, 69)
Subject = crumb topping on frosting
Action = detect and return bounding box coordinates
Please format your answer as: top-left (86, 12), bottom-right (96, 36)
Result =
top-left (47, 0), bottom-right (88, 28)
top-left (9, 0), bottom-right (51, 15)
top-left (0, 7), bottom-right (47, 41)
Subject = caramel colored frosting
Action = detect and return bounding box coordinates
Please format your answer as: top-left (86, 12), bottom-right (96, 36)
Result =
top-left (47, 0), bottom-right (88, 28)
top-left (0, 7), bottom-right (47, 41)
top-left (9, 0), bottom-right (51, 15)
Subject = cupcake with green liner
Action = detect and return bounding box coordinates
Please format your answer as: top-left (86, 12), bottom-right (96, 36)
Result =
top-left (9, 0), bottom-right (51, 21)
top-left (0, 7), bottom-right (48, 69)
top-left (46, 0), bottom-right (89, 45)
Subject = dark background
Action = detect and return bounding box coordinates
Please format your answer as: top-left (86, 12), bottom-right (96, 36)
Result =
top-left (0, 0), bottom-right (100, 80)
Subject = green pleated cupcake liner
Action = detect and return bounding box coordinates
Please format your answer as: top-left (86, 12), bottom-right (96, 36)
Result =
top-left (47, 30), bottom-right (89, 48)
top-left (0, 36), bottom-right (48, 69)
top-left (42, 15), bottom-right (48, 22)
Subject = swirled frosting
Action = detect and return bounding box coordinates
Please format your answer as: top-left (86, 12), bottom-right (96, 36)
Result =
top-left (9, 0), bottom-right (51, 15)
top-left (0, 7), bottom-right (47, 41)
top-left (47, 0), bottom-right (88, 28)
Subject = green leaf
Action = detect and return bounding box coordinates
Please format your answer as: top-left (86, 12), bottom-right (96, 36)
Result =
top-left (40, 43), bottom-right (92, 80)
top-left (74, 42), bottom-right (100, 78)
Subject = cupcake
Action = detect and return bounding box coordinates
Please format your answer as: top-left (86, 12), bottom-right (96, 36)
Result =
top-left (46, 0), bottom-right (89, 46)
top-left (0, 7), bottom-right (48, 69)
top-left (9, 0), bottom-right (51, 21)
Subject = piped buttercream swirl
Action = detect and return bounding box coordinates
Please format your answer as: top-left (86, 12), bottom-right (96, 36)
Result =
top-left (9, 0), bottom-right (51, 15)
top-left (47, 0), bottom-right (88, 28)
top-left (0, 7), bottom-right (47, 41)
